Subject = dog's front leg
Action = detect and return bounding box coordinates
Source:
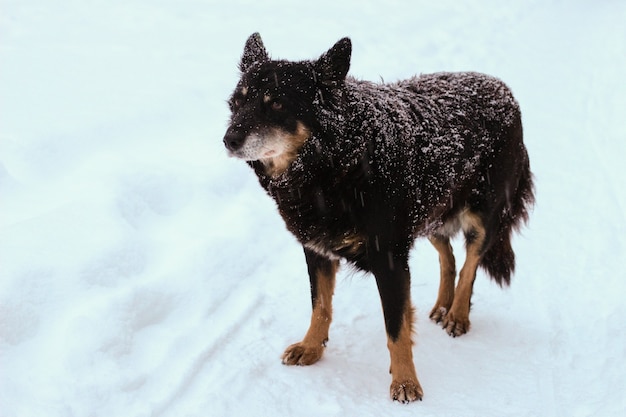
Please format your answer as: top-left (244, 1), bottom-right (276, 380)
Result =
top-left (372, 251), bottom-right (423, 403)
top-left (282, 248), bottom-right (338, 366)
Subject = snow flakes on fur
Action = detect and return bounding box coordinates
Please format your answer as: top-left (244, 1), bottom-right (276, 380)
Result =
top-left (262, 71), bottom-right (522, 239)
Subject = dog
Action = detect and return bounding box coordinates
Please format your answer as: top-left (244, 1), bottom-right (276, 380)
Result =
top-left (223, 33), bottom-right (534, 403)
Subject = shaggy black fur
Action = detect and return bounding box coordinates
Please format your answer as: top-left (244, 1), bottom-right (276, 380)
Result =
top-left (223, 33), bottom-right (534, 392)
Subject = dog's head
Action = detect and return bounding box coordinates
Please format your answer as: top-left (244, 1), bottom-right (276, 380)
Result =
top-left (223, 33), bottom-right (351, 176)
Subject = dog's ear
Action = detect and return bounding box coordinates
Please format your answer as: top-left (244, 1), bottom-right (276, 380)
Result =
top-left (240, 32), bottom-right (269, 72)
top-left (315, 37), bottom-right (351, 85)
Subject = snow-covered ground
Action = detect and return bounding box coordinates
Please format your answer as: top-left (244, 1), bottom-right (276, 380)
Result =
top-left (1, 1), bottom-right (625, 416)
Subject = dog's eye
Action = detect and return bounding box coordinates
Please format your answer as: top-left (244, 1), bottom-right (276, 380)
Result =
top-left (233, 98), bottom-right (243, 108)
top-left (271, 100), bottom-right (283, 111)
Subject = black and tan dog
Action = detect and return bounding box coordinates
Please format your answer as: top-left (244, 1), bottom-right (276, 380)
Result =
top-left (223, 33), bottom-right (534, 403)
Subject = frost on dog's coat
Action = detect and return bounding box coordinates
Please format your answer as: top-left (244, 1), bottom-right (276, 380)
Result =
top-left (223, 33), bottom-right (534, 403)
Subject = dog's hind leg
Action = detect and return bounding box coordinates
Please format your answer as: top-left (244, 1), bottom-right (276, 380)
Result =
top-left (372, 250), bottom-right (423, 403)
top-left (442, 211), bottom-right (486, 337)
top-left (427, 234), bottom-right (456, 324)
top-left (282, 248), bottom-right (338, 366)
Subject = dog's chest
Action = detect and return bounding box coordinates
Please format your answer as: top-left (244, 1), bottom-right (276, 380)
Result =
top-left (267, 175), bottom-right (369, 259)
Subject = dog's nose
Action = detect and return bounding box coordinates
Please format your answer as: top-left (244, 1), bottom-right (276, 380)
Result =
top-left (223, 130), bottom-right (245, 152)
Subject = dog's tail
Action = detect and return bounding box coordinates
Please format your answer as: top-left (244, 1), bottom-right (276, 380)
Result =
top-left (480, 153), bottom-right (535, 286)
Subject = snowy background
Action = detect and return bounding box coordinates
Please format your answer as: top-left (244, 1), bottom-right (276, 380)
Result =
top-left (1, 0), bottom-right (625, 416)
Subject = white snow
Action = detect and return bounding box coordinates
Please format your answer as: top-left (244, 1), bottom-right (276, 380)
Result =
top-left (1, 0), bottom-right (625, 416)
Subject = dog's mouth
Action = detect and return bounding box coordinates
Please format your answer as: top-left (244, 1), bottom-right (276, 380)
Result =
top-left (225, 122), bottom-right (311, 176)
top-left (226, 136), bottom-right (284, 161)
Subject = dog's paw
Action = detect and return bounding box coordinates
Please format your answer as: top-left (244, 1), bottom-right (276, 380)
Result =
top-left (429, 305), bottom-right (447, 324)
top-left (390, 379), bottom-right (423, 403)
top-left (442, 311), bottom-right (470, 337)
top-left (281, 341), bottom-right (325, 366)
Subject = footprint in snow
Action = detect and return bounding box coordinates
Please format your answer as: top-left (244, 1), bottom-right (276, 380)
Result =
top-left (116, 172), bottom-right (193, 227)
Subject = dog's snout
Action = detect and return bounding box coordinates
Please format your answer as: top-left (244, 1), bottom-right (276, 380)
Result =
top-left (223, 130), bottom-right (245, 152)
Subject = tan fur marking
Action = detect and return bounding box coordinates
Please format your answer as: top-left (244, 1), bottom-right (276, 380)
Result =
top-left (428, 234), bottom-right (456, 323)
top-left (263, 94), bottom-right (272, 103)
top-left (334, 232), bottom-right (365, 255)
top-left (262, 122), bottom-right (310, 177)
top-left (241, 86), bottom-right (248, 96)
top-left (388, 303), bottom-right (423, 402)
top-left (282, 260), bottom-right (338, 366)
top-left (443, 211), bottom-right (486, 337)
top-left (303, 232), bottom-right (365, 260)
